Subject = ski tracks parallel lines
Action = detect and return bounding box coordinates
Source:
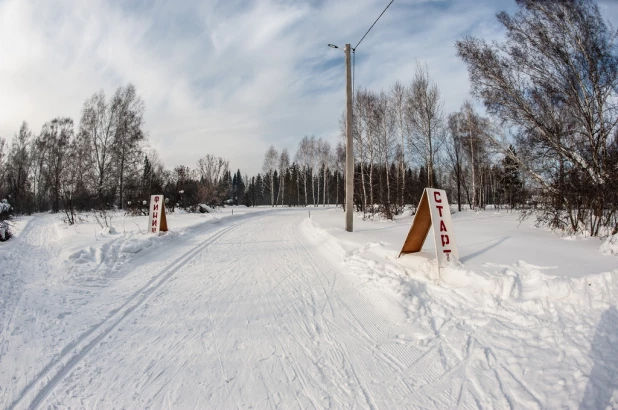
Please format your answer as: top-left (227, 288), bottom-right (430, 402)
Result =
top-left (292, 233), bottom-right (380, 410)
top-left (8, 219), bottom-right (247, 410)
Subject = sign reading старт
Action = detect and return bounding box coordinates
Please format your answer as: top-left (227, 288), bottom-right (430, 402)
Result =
top-left (399, 188), bottom-right (458, 268)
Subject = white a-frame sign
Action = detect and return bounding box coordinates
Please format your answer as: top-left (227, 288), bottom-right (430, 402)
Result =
top-left (147, 195), bottom-right (168, 234)
top-left (399, 188), bottom-right (458, 267)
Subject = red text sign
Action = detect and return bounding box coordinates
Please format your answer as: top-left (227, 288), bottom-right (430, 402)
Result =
top-left (148, 195), bottom-right (168, 234)
top-left (399, 188), bottom-right (458, 267)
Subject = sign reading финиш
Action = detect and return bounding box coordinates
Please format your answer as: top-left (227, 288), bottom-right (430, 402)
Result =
top-left (147, 194), bottom-right (168, 234)
top-left (399, 188), bottom-right (458, 267)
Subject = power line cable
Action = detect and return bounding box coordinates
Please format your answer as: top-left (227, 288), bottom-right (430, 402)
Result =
top-left (353, 0), bottom-right (394, 51)
top-left (351, 0), bottom-right (394, 107)
top-left (352, 49), bottom-right (355, 106)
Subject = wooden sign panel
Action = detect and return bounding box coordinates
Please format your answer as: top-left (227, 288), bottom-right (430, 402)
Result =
top-left (399, 188), bottom-right (458, 267)
top-left (147, 195), bottom-right (168, 234)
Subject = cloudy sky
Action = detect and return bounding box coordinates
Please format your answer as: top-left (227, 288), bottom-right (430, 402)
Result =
top-left (1, 0), bottom-right (617, 175)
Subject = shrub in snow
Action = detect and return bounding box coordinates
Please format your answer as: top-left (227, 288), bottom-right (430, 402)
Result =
top-left (599, 234), bottom-right (618, 256)
top-left (183, 203), bottom-right (214, 213)
top-left (93, 209), bottom-right (113, 228)
top-left (0, 199), bottom-right (10, 214)
top-left (199, 204), bottom-right (213, 213)
top-left (124, 200), bottom-right (149, 216)
top-left (100, 226), bottom-right (117, 235)
top-left (0, 199), bottom-right (12, 242)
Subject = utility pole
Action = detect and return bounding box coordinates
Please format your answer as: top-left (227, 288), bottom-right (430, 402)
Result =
top-left (345, 44), bottom-right (354, 232)
top-left (330, 0), bottom-right (393, 230)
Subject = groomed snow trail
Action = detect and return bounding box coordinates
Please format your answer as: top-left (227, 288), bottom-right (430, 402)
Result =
top-left (3, 210), bottom-right (577, 408)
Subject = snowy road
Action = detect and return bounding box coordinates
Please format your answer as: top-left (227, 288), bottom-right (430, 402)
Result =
top-left (10, 210), bottom-right (428, 409)
top-left (1, 209), bottom-right (616, 409)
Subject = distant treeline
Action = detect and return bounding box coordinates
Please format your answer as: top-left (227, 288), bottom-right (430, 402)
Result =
top-left (1, 0), bottom-right (616, 236)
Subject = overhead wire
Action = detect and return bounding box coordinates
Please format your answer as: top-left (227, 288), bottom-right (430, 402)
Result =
top-left (351, 0), bottom-right (395, 107)
top-left (352, 49), bottom-right (355, 107)
top-left (354, 0), bottom-right (395, 51)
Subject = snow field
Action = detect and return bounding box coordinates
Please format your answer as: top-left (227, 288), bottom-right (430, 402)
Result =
top-left (303, 207), bottom-right (618, 408)
top-left (0, 207), bottom-right (269, 409)
top-left (0, 206), bottom-right (616, 408)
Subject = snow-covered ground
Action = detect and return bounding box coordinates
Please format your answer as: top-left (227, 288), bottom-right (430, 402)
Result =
top-left (0, 206), bottom-right (616, 409)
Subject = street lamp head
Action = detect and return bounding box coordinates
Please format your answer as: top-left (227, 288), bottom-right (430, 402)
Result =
top-left (328, 44), bottom-right (339, 49)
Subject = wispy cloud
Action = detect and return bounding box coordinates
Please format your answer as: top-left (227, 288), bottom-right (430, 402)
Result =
top-left (1, 0), bottom-right (616, 174)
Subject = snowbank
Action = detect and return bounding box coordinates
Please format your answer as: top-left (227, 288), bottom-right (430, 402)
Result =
top-left (60, 209), bottom-right (251, 282)
top-left (301, 209), bottom-right (618, 307)
top-left (439, 261), bottom-right (617, 305)
top-left (0, 207), bottom-right (264, 284)
top-left (299, 208), bottom-right (618, 408)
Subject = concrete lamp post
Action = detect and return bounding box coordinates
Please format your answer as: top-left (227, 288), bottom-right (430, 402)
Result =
top-left (328, 43), bottom-right (354, 233)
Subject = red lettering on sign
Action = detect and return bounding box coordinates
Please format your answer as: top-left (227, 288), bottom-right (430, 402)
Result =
top-left (152, 219), bottom-right (157, 227)
top-left (151, 227), bottom-right (156, 233)
top-left (441, 235), bottom-right (450, 247)
top-left (153, 212), bottom-right (158, 219)
top-left (154, 196), bottom-right (160, 203)
top-left (440, 220), bottom-right (447, 232)
top-left (154, 204), bottom-right (159, 211)
top-left (436, 205), bottom-right (443, 217)
top-left (444, 250), bottom-right (451, 261)
top-left (434, 191), bottom-right (442, 203)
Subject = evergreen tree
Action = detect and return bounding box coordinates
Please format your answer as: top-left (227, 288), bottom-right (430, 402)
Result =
top-left (234, 170), bottom-right (245, 205)
top-left (501, 145), bottom-right (523, 209)
top-left (142, 155), bottom-right (152, 200)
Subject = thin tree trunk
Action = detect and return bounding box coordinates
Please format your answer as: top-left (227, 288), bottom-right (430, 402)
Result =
top-left (303, 168), bottom-right (308, 206)
top-left (323, 165), bottom-right (327, 206)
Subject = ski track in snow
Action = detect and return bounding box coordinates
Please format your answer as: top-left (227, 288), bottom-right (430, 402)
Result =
top-left (8, 218), bottom-right (248, 410)
top-left (1, 209), bottom-right (617, 409)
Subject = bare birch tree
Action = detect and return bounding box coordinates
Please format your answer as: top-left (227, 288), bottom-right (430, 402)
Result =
top-left (391, 81), bottom-right (408, 207)
top-left (41, 118), bottom-right (73, 212)
top-left (295, 136), bottom-right (312, 206)
top-left (407, 63), bottom-right (445, 188)
top-left (113, 84), bottom-right (145, 209)
top-left (457, 0), bottom-right (618, 234)
top-left (262, 145), bottom-right (278, 207)
top-left (79, 90), bottom-right (121, 206)
top-left (278, 148), bottom-right (290, 206)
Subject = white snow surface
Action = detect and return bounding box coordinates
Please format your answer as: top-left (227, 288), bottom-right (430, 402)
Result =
top-left (0, 206), bottom-right (617, 409)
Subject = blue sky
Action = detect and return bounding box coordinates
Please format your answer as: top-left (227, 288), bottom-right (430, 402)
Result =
top-left (1, 0), bottom-right (617, 174)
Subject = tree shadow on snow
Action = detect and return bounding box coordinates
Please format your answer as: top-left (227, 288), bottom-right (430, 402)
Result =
top-left (580, 305), bottom-right (618, 410)
top-left (459, 236), bottom-right (510, 263)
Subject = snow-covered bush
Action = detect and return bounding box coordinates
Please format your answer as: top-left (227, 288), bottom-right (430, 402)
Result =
top-left (599, 234), bottom-right (618, 256)
top-left (199, 204), bottom-right (213, 213)
top-left (0, 199), bottom-right (12, 241)
top-left (93, 208), bottom-right (113, 228)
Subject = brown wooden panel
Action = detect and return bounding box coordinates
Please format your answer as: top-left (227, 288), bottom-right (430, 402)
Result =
top-left (160, 202), bottom-right (168, 232)
top-left (399, 190), bottom-right (432, 257)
